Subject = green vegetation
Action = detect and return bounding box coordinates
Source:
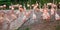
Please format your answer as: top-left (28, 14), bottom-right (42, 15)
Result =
top-left (17, 27), bottom-right (30, 30)
top-left (56, 25), bottom-right (60, 30)
top-left (25, 27), bottom-right (29, 30)
top-left (0, 0), bottom-right (60, 9)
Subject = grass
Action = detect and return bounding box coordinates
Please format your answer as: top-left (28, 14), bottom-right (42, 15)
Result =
top-left (56, 25), bottom-right (60, 30)
top-left (25, 27), bottom-right (29, 30)
top-left (17, 27), bottom-right (30, 30)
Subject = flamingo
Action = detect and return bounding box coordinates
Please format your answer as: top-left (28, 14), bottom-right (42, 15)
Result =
top-left (55, 13), bottom-right (60, 20)
top-left (0, 11), bottom-right (5, 30)
top-left (9, 6), bottom-right (17, 21)
top-left (51, 8), bottom-right (55, 15)
top-left (0, 14), bottom-right (4, 23)
top-left (32, 3), bottom-right (39, 20)
top-left (22, 10), bottom-right (32, 22)
top-left (4, 14), bottom-right (11, 23)
top-left (43, 4), bottom-right (50, 20)
top-left (33, 8), bottom-right (37, 20)
top-left (43, 9), bottom-right (50, 19)
top-left (51, 5), bottom-right (55, 15)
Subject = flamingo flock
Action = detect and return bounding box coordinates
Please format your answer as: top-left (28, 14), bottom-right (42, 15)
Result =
top-left (0, 4), bottom-right (60, 24)
top-left (0, 3), bottom-right (60, 30)
top-left (0, 4), bottom-right (59, 21)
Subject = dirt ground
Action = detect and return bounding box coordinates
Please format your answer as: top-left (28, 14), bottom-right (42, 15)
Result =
top-left (18, 20), bottom-right (60, 30)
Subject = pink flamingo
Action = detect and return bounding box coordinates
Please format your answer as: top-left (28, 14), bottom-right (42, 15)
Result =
top-left (55, 13), bottom-right (60, 20)
top-left (42, 4), bottom-right (50, 22)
